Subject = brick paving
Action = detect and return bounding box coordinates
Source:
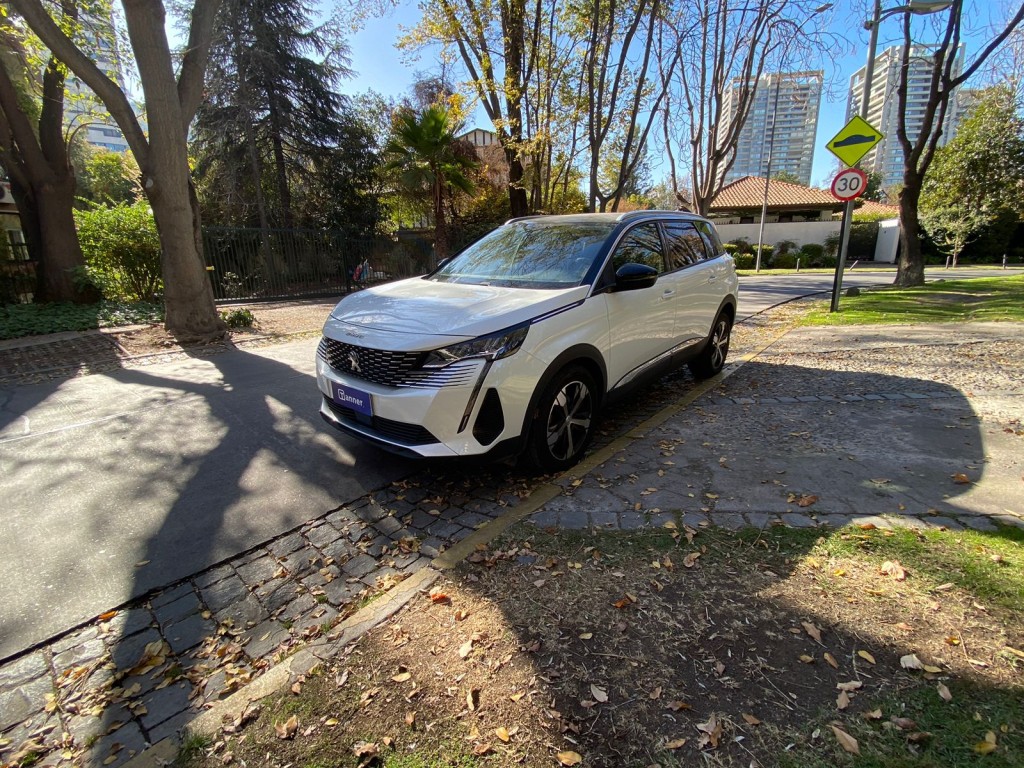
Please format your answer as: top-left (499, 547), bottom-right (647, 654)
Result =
top-left (2, 311), bottom-right (1022, 767)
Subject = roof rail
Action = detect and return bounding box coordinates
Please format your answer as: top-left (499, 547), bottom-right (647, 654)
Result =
top-left (503, 215), bottom-right (546, 225)
top-left (616, 209), bottom-right (700, 222)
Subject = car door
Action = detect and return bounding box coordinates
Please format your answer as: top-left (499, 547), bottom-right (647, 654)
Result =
top-left (660, 221), bottom-right (721, 345)
top-left (601, 222), bottom-right (677, 389)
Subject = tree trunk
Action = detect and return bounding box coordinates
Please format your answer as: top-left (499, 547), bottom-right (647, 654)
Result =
top-left (35, 173), bottom-right (99, 302)
top-left (506, 150), bottom-right (528, 217)
top-left (124, 0), bottom-right (224, 340)
top-left (268, 93), bottom-right (293, 226)
top-left (895, 175), bottom-right (926, 287)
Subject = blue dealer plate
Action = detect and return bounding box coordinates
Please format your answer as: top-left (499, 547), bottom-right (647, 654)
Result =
top-left (332, 382), bottom-right (373, 417)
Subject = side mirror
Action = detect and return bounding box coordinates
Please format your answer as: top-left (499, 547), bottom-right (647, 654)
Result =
top-left (613, 263), bottom-right (658, 291)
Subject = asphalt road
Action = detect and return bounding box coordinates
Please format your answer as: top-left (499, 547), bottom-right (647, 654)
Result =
top-left (1, 266), bottom-right (1020, 661)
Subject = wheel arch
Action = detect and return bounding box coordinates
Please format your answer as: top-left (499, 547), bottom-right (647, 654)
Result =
top-left (518, 344), bottom-right (607, 443)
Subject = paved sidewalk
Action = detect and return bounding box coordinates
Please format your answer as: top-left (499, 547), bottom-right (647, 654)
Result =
top-left (1, 318), bottom-right (1022, 768)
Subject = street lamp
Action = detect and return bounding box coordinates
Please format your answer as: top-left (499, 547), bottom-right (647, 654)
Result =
top-left (829, 0), bottom-right (953, 311)
top-left (753, 2), bottom-right (833, 273)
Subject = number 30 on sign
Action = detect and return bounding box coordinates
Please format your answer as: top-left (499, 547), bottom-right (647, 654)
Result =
top-left (830, 168), bottom-right (868, 202)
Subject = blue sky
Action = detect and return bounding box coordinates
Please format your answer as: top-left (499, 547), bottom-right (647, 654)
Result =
top-left (336, 0), bottom-right (999, 190)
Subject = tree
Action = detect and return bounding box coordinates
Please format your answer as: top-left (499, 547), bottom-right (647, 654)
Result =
top-left (77, 147), bottom-right (141, 206)
top-left (0, 1), bottom-right (96, 303)
top-left (921, 203), bottom-right (991, 267)
top-left (920, 84), bottom-right (1024, 265)
top-left (662, 0), bottom-right (832, 216)
top-left (409, 0), bottom-right (533, 218)
top-left (891, 1), bottom-right (1024, 288)
top-left (12, 0), bottom-right (225, 340)
top-left (384, 105), bottom-right (476, 259)
top-left (771, 170), bottom-right (801, 185)
top-left (193, 0), bottom-right (354, 229)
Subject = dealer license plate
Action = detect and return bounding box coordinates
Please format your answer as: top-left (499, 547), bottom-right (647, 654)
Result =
top-left (331, 382), bottom-right (372, 417)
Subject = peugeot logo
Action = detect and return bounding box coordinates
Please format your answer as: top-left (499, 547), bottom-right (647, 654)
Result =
top-left (347, 350), bottom-right (361, 373)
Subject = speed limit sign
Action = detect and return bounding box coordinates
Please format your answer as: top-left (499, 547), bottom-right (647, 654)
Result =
top-left (830, 168), bottom-right (868, 201)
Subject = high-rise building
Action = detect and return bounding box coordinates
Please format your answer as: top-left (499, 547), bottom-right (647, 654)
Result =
top-left (64, 11), bottom-right (132, 153)
top-left (847, 44), bottom-right (965, 190)
top-left (723, 71), bottom-right (823, 187)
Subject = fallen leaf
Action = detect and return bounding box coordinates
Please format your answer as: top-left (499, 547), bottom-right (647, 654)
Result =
top-left (473, 743), bottom-right (493, 756)
top-left (352, 740), bottom-right (378, 759)
top-left (274, 715), bottom-right (298, 740)
top-left (937, 683), bottom-right (953, 702)
top-left (612, 597), bottom-right (631, 609)
top-left (459, 640), bottom-right (473, 659)
top-left (952, 473), bottom-right (971, 484)
top-left (742, 713), bottom-right (761, 726)
top-left (696, 713), bottom-right (723, 749)
top-left (454, 609), bottom-right (470, 621)
top-left (683, 551), bottom-right (702, 568)
top-left (824, 652), bottom-right (839, 669)
top-left (891, 716), bottom-right (917, 731)
top-left (858, 650), bottom-right (876, 665)
top-left (880, 560), bottom-right (907, 580)
top-left (799, 654), bottom-right (815, 664)
top-left (836, 680), bottom-right (863, 692)
top-left (509, 691), bottom-right (525, 702)
top-left (837, 690), bottom-right (851, 710)
top-left (974, 731), bottom-right (997, 754)
top-left (667, 700), bottom-right (691, 711)
top-left (495, 726), bottom-right (511, 742)
top-left (831, 724), bottom-right (860, 755)
top-left (392, 672), bottom-right (412, 683)
top-left (923, 663), bottom-right (943, 674)
top-left (428, 590), bottom-right (450, 604)
top-left (863, 708), bottom-right (883, 720)
top-left (556, 752), bottom-right (583, 766)
top-left (901, 653), bottom-right (924, 670)
top-left (466, 688), bottom-right (479, 711)
top-left (665, 738), bottom-right (687, 749)
top-left (802, 621), bottom-right (822, 643)
top-left (590, 684), bottom-right (608, 703)
top-left (405, 711), bottom-right (415, 727)
top-left (649, 686), bottom-right (662, 700)
top-left (579, 632), bottom-right (593, 640)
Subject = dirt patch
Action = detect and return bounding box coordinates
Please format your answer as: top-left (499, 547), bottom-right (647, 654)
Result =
top-left (192, 525), bottom-right (1023, 767)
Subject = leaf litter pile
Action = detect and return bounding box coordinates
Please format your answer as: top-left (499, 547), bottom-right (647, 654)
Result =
top-left (193, 524), bottom-right (1022, 767)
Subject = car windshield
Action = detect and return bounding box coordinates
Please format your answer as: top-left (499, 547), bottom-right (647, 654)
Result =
top-left (428, 221), bottom-right (614, 288)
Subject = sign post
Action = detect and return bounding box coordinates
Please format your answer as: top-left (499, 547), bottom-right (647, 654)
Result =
top-left (825, 116), bottom-right (884, 312)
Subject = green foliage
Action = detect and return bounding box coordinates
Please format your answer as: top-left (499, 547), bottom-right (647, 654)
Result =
top-left (861, 170), bottom-right (885, 202)
top-left (76, 149), bottom-right (141, 207)
top-left (852, 209), bottom-right (897, 222)
top-left (848, 220), bottom-right (880, 260)
top-left (772, 253), bottom-right (797, 269)
top-left (219, 308), bottom-right (256, 329)
top-left (74, 202), bottom-right (162, 302)
top-left (0, 301), bottom-right (163, 340)
top-left (823, 231), bottom-right (841, 257)
top-left (727, 237), bottom-right (752, 254)
top-left (921, 204), bottom-right (993, 265)
top-left (798, 243), bottom-right (824, 261)
top-left (770, 171), bottom-right (801, 184)
top-left (773, 239), bottom-right (798, 255)
top-left (451, 181), bottom-right (511, 251)
top-left (721, 242), bottom-right (740, 255)
top-left (732, 253), bottom-right (754, 269)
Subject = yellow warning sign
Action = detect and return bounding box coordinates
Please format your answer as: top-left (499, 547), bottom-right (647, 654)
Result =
top-left (826, 115), bottom-right (884, 167)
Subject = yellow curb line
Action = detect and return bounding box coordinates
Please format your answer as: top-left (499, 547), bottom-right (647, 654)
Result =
top-left (124, 324), bottom-right (793, 766)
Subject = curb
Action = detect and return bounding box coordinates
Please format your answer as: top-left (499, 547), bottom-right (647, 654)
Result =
top-left (121, 324), bottom-right (794, 766)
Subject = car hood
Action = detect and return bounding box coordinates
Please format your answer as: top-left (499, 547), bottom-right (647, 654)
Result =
top-left (326, 278), bottom-right (589, 347)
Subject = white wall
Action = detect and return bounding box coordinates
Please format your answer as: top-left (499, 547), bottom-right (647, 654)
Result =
top-left (714, 221), bottom-right (842, 248)
top-left (874, 219), bottom-right (900, 263)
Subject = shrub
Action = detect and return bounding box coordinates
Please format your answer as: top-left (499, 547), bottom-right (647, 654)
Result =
top-left (848, 221), bottom-right (880, 260)
top-left (774, 239), bottom-right (798, 255)
top-left (799, 243), bottom-right (825, 266)
top-left (728, 237), bottom-right (753, 254)
top-left (722, 242), bottom-right (740, 256)
top-left (732, 253), bottom-right (755, 269)
top-left (754, 243), bottom-right (774, 262)
top-left (220, 308), bottom-right (256, 329)
top-left (773, 253), bottom-right (798, 269)
top-left (75, 202), bottom-right (162, 302)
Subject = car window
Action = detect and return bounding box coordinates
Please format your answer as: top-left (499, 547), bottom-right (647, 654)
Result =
top-left (430, 221), bottom-right (614, 288)
top-left (662, 222), bottom-right (708, 269)
top-left (695, 220), bottom-right (725, 257)
top-left (611, 223), bottom-right (664, 273)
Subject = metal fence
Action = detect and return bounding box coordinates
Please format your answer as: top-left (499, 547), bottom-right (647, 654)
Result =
top-left (203, 227), bottom-right (436, 302)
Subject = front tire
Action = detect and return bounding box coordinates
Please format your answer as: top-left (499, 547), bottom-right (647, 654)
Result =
top-left (688, 312), bottom-right (732, 379)
top-left (526, 365), bottom-right (597, 472)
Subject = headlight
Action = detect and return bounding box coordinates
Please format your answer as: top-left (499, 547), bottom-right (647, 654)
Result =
top-left (422, 325), bottom-right (529, 368)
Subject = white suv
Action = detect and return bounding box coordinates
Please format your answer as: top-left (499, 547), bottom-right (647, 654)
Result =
top-left (317, 211), bottom-right (738, 470)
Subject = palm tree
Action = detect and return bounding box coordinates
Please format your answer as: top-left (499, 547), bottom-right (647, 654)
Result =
top-left (385, 105), bottom-right (476, 259)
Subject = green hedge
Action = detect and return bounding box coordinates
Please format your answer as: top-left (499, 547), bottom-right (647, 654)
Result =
top-left (75, 202), bottom-right (162, 302)
top-left (733, 253), bottom-right (755, 269)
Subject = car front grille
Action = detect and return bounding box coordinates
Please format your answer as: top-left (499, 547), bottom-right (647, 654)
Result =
top-left (318, 337), bottom-right (478, 388)
top-left (324, 399), bottom-right (439, 445)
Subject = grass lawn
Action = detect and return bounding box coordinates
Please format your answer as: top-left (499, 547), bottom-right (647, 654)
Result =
top-left (181, 522), bottom-right (1023, 768)
top-left (800, 275), bottom-right (1024, 325)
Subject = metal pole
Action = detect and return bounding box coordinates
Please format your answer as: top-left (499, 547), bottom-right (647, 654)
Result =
top-left (831, 0), bottom-right (882, 312)
top-left (755, 75), bottom-right (782, 273)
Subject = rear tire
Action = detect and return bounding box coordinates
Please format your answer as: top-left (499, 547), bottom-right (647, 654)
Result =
top-left (688, 311), bottom-right (732, 379)
top-left (526, 365), bottom-right (597, 472)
